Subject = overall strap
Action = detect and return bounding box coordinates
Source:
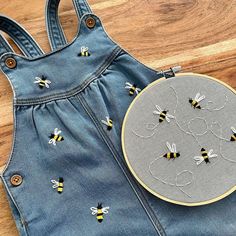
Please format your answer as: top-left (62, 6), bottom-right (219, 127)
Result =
top-left (0, 32), bottom-right (14, 56)
top-left (0, 15), bottom-right (44, 57)
top-left (46, 0), bottom-right (93, 50)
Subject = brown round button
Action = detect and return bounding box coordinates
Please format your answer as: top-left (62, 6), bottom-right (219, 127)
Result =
top-left (10, 174), bottom-right (23, 186)
top-left (86, 17), bottom-right (96, 29)
top-left (5, 57), bottom-right (17, 69)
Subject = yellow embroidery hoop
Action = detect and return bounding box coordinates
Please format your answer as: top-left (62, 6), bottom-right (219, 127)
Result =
top-left (121, 73), bottom-right (236, 206)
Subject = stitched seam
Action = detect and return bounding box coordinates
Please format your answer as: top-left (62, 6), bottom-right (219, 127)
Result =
top-left (47, 0), bottom-right (66, 50)
top-left (0, 17), bottom-right (42, 57)
top-left (83, 0), bottom-right (92, 14)
top-left (1, 178), bottom-right (29, 235)
top-left (54, 1), bottom-right (67, 46)
top-left (77, 94), bottom-right (165, 236)
top-left (75, 0), bottom-right (83, 18)
top-left (47, 0), bottom-right (59, 50)
top-left (14, 46), bottom-right (122, 106)
top-left (3, 18), bottom-right (42, 56)
top-left (0, 35), bottom-right (13, 53)
top-left (0, 106), bottom-right (29, 235)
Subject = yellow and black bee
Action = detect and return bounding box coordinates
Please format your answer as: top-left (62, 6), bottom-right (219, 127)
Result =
top-left (189, 93), bottom-right (205, 109)
top-left (101, 117), bottom-right (113, 130)
top-left (48, 128), bottom-right (64, 145)
top-left (125, 82), bottom-right (141, 96)
top-left (78, 46), bottom-right (90, 57)
top-left (163, 142), bottom-right (180, 159)
top-left (90, 203), bottom-right (109, 223)
top-left (230, 127), bottom-right (236, 141)
top-left (194, 148), bottom-right (217, 165)
top-left (153, 105), bottom-right (175, 123)
top-left (34, 76), bottom-right (51, 89)
top-left (51, 177), bottom-right (64, 194)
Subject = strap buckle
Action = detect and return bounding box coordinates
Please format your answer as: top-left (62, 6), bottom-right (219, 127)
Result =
top-left (161, 66), bottom-right (182, 79)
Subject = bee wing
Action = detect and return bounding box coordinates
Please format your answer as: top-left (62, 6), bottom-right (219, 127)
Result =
top-left (51, 180), bottom-right (58, 188)
top-left (136, 87), bottom-right (141, 92)
top-left (208, 149), bottom-right (213, 156)
top-left (54, 128), bottom-right (61, 135)
top-left (102, 207), bottom-right (110, 214)
top-left (34, 77), bottom-right (41, 81)
top-left (90, 207), bottom-right (98, 215)
top-left (101, 120), bottom-right (108, 126)
top-left (195, 93), bottom-right (200, 100)
top-left (155, 105), bottom-right (162, 112)
top-left (208, 150), bottom-right (217, 158)
top-left (209, 154), bottom-right (217, 158)
top-left (34, 78), bottom-right (41, 83)
top-left (165, 116), bottom-right (170, 122)
top-left (48, 139), bottom-right (54, 144)
top-left (49, 139), bottom-right (56, 146)
top-left (46, 80), bottom-right (51, 84)
top-left (153, 110), bottom-right (161, 115)
top-left (172, 143), bottom-right (177, 153)
top-left (166, 113), bottom-right (175, 119)
top-left (83, 46), bottom-right (88, 51)
top-left (194, 156), bottom-right (204, 165)
top-left (45, 83), bottom-right (50, 88)
top-left (231, 127), bottom-right (236, 133)
top-left (197, 95), bottom-right (205, 102)
top-left (81, 46), bottom-right (88, 52)
top-left (125, 82), bottom-right (132, 88)
top-left (166, 142), bottom-right (173, 152)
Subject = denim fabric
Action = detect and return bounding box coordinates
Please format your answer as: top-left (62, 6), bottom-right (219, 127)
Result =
top-left (0, 0), bottom-right (235, 236)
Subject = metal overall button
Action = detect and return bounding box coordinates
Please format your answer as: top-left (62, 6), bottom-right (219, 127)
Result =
top-left (10, 174), bottom-right (23, 186)
top-left (86, 16), bottom-right (96, 29)
top-left (5, 57), bottom-right (17, 69)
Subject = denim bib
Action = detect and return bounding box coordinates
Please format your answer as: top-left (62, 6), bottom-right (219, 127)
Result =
top-left (0, 1), bottom-right (235, 236)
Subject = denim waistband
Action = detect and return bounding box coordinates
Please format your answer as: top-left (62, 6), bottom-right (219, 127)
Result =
top-left (0, 13), bottom-right (121, 106)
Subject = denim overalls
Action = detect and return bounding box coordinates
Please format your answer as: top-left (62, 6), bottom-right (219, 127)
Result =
top-left (0, 1), bottom-right (236, 235)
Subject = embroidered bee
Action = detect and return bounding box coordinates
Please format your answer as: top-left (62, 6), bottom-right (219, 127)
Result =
top-left (125, 82), bottom-right (141, 96)
top-left (48, 128), bottom-right (64, 145)
top-left (153, 105), bottom-right (175, 123)
top-left (51, 177), bottom-right (64, 194)
top-left (34, 76), bottom-right (51, 89)
top-left (163, 142), bottom-right (180, 159)
top-left (230, 127), bottom-right (236, 141)
top-left (78, 46), bottom-right (90, 57)
top-left (101, 117), bottom-right (113, 130)
top-left (90, 203), bottom-right (109, 223)
top-left (189, 93), bottom-right (205, 109)
top-left (194, 148), bottom-right (217, 165)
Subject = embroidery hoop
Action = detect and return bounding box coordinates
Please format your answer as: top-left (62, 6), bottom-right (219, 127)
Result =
top-left (121, 73), bottom-right (236, 206)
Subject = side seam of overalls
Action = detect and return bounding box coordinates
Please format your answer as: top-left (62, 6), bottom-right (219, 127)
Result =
top-left (45, 1), bottom-right (173, 235)
top-left (0, 16), bottom-right (44, 236)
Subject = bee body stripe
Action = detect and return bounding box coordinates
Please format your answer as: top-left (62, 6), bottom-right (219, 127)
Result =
top-left (202, 152), bottom-right (208, 157)
top-left (97, 208), bottom-right (103, 221)
top-left (231, 135), bottom-right (236, 141)
top-left (160, 113), bottom-right (166, 119)
top-left (57, 187), bottom-right (63, 193)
